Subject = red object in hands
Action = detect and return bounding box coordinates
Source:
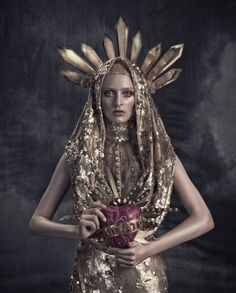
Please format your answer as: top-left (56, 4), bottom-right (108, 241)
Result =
top-left (100, 204), bottom-right (141, 248)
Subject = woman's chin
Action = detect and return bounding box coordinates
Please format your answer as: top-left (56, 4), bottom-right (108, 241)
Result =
top-left (113, 119), bottom-right (127, 124)
top-left (110, 116), bottom-right (131, 124)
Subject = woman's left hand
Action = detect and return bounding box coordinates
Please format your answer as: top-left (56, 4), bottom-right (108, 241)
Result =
top-left (107, 241), bottom-right (151, 268)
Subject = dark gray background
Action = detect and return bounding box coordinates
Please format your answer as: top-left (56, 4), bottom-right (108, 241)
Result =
top-left (1, 0), bottom-right (236, 292)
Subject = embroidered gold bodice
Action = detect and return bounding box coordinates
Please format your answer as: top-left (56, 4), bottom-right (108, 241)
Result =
top-left (103, 119), bottom-right (142, 200)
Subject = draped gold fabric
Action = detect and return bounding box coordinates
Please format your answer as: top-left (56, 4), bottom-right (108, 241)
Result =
top-left (64, 57), bottom-right (176, 292)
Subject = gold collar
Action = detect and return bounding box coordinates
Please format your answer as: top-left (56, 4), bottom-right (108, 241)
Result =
top-left (105, 118), bottom-right (135, 143)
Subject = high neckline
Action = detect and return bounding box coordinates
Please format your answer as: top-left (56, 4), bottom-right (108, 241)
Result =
top-left (104, 117), bottom-right (135, 143)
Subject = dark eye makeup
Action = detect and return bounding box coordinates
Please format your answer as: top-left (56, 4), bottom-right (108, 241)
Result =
top-left (103, 90), bottom-right (115, 97)
top-left (102, 89), bottom-right (134, 97)
top-left (122, 90), bottom-right (134, 97)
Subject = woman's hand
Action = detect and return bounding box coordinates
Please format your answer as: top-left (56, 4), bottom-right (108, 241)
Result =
top-left (76, 200), bottom-right (107, 240)
top-left (107, 241), bottom-right (151, 268)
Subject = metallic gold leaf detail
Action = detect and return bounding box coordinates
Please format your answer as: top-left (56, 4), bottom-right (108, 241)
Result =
top-left (105, 166), bottom-right (119, 199)
top-left (103, 34), bottom-right (116, 60)
top-left (134, 229), bottom-right (155, 244)
top-left (57, 47), bottom-right (95, 75)
top-left (115, 16), bottom-right (129, 58)
top-left (130, 31), bottom-right (142, 63)
top-left (147, 44), bottom-right (184, 82)
top-left (61, 70), bottom-right (91, 88)
top-left (150, 68), bottom-right (182, 93)
top-left (81, 43), bottom-right (103, 68)
top-left (140, 43), bottom-right (161, 74)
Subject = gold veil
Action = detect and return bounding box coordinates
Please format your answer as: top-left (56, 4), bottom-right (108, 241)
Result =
top-left (65, 57), bottom-right (176, 237)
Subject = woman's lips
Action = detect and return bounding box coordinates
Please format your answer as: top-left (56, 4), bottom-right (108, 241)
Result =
top-left (113, 110), bottom-right (125, 116)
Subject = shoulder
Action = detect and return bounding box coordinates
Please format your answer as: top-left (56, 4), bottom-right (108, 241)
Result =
top-left (54, 151), bottom-right (71, 177)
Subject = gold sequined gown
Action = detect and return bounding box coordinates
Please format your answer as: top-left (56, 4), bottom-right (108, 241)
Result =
top-left (67, 120), bottom-right (168, 293)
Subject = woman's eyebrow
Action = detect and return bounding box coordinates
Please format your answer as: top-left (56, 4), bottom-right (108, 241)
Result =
top-left (102, 87), bottom-right (115, 90)
top-left (102, 87), bottom-right (134, 90)
top-left (122, 87), bottom-right (134, 90)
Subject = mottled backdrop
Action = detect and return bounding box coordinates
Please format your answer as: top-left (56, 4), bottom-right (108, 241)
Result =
top-left (0, 0), bottom-right (236, 292)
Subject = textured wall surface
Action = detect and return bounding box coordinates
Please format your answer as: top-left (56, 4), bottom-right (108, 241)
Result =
top-left (1, 0), bottom-right (236, 292)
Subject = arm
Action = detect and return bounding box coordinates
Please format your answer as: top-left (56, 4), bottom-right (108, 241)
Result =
top-left (145, 154), bottom-right (214, 257)
top-left (28, 152), bottom-right (78, 240)
top-left (29, 152), bottom-right (107, 240)
top-left (109, 154), bottom-right (214, 267)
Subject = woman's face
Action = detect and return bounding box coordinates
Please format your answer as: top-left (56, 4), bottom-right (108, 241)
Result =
top-left (101, 73), bottom-right (135, 124)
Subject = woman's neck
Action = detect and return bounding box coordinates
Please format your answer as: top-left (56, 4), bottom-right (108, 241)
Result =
top-left (104, 117), bottom-right (135, 143)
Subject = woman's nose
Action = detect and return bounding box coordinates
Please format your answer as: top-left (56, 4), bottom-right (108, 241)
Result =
top-left (114, 92), bottom-right (123, 106)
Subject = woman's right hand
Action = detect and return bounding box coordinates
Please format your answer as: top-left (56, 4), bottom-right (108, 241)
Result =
top-left (76, 200), bottom-right (107, 240)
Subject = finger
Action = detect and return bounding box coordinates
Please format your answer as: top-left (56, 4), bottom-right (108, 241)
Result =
top-left (107, 247), bottom-right (121, 254)
top-left (81, 214), bottom-right (100, 229)
top-left (86, 208), bottom-right (107, 222)
top-left (80, 219), bottom-right (96, 232)
top-left (89, 201), bottom-right (107, 210)
top-left (108, 247), bottom-right (135, 260)
top-left (117, 257), bottom-right (134, 266)
top-left (117, 260), bottom-right (134, 268)
top-left (108, 247), bottom-right (134, 256)
top-left (81, 214), bottom-right (100, 228)
top-left (81, 225), bottom-right (95, 239)
top-left (117, 254), bottom-right (135, 261)
top-left (127, 241), bottom-right (140, 248)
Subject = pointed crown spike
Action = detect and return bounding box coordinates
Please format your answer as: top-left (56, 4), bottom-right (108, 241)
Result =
top-left (57, 48), bottom-right (95, 75)
top-left (81, 43), bottom-right (103, 69)
top-left (150, 68), bottom-right (182, 93)
top-left (61, 70), bottom-right (91, 88)
top-left (140, 44), bottom-right (161, 74)
top-left (130, 31), bottom-right (142, 63)
top-left (147, 44), bottom-right (184, 82)
top-left (115, 16), bottom-right (129, 58)
top-left (103, 34), bottom-right (116, 60)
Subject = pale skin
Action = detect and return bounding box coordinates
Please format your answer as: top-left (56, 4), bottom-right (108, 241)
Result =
top-left (29, 72), bottom-right (214, 268)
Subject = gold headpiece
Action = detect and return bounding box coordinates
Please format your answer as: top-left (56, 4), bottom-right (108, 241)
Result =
top-left (58, 16), bottom-right (183, 94)
top-left (107, 62), bottom-right (131, 77)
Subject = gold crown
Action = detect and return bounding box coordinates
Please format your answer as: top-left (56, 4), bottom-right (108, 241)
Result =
top-left (58, 16), bottom-right (183, 94)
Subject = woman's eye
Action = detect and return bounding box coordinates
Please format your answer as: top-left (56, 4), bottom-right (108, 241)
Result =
top-left (103, 90), bottom-right (115, 97)
top-left (123, 90), bottom-right (134, 97)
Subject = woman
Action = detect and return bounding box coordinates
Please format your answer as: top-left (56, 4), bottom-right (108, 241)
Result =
top-left (29, 17), bottom-right (214, 293)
